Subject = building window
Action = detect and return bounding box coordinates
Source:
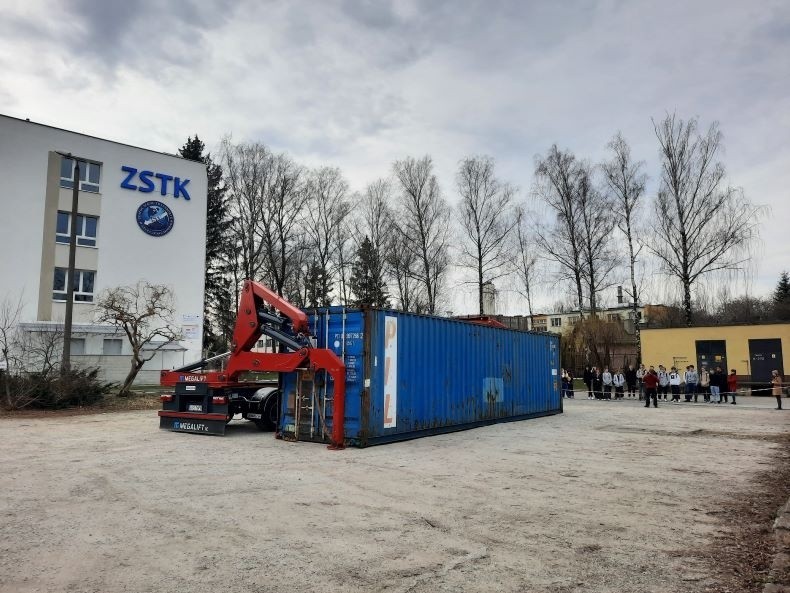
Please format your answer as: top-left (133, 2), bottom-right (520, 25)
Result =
top-left (60, 157), bottom-right (101, 193)
top-left (568, 316), bottom-right (579, 326)
top-left (607, 313), bottom-right (621, 322)
top-left (56, 212), bottom-right (98, 247)
top-left (70, 338), bottom-right (86, 356)
top-left (103, 339), bottom-right (122, 355)
top-left (551, 318), bottom-right (562, 327)
top-left (53, 268), bottom-right (96, 302)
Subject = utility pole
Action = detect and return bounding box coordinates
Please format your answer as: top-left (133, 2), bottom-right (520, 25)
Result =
top-left (60, 153), bottom-right (82, 373)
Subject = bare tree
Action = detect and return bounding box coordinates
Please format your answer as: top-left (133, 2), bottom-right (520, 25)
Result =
top-left (577, 169), bottom-right (618, 317)
top-left (335, 216), bottom-right (357, 306)
top-left (303, 167), bottom-right (351, 306)
top-left (0, 295), bottom-right (23, 408)
top-left (602, 132), bottom-right (647, 358)
top-left (650, 114), bottom-right (763, 325)
top-left (221, 140), bottom-right (308, 299)
top-left (220, 139), bottom-right (272, 287)
top-left (261, 154), bottom-right (309, 297)
top-left (512, 206), bottom-right (539, 319)
top-left (95, 282), bottom-right (180, 396)
top-left (456, 156), bottom-right (517, 314)
top-left (392, 156), bottom-right (450, 314)
top-left (533, 145), bottom-right (586, 317)
top-left (385, 229), bottom-right (426, 312)
top-left (354, 179), bottom-right (395, 254)
top-left (19, 325), bottom-right (64, 378)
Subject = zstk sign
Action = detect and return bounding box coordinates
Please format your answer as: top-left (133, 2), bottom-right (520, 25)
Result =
top-left (120, 166), bottom-right (191, 200)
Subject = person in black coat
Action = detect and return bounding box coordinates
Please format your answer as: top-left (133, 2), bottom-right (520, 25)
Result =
top-left (592, 367), bottom-right (604, 400)
top-left (625, 365), bottom-right (637, 398)
top-left (583, 366), bottom-right (593, 399)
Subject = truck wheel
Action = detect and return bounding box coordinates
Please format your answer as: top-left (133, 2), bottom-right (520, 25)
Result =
top-left (253, 396), bottom-right (278, 431)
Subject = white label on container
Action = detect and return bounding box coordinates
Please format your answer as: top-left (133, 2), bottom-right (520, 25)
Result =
top-left (551, 368), bottom-right (558, 376)
top-left (384, 316), bottom-right (397, 429)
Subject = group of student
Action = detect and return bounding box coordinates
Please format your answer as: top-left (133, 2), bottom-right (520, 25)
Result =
top-left (560, 364), bottom-right (785, 409)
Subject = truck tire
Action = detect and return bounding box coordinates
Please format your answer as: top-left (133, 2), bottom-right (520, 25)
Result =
top-left (254, 394), bottom-right (278, 431)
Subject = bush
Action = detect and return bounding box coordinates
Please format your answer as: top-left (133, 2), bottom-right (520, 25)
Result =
top-left (1, 368), bottom-right (115, 410)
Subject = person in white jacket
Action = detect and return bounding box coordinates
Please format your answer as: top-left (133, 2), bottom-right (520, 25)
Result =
top-left (602, 367), bottom-right (613, 400)
top-left (669, 367), bottom-right (682, 403)
top-left (657, 365), bottom-right (670, 400)
top-left (636, 364), bottom-right (647, 400)
top-left (612, 368), bottom-right (626, 400)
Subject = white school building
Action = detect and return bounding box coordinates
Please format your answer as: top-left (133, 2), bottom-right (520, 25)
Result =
top-left (0, 114), bottom-right (207, 384)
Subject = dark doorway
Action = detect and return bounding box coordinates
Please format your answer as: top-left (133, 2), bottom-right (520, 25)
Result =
top-left (748, 339), bottom-right (784, 383)
top-left (695, 340), bottom-right (727, 374)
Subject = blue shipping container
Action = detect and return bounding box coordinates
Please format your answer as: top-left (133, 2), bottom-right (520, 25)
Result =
top-left (280, 308), bottom-right (562, 447)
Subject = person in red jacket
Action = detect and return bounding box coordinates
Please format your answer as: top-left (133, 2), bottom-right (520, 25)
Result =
top-left (727, 369), bottom-right (738, 405)
top-left (643, 366), bottom-right (660, 408)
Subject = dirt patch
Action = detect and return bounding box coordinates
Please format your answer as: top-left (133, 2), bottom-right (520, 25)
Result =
top-left (0, 390), bottom-right (162, 418)
top-left (0, 397), bottom-right (787, 593)
top-left (701, 434), bottom-right (790, 593)
top-left (599, 425), bottom-right (790, 443)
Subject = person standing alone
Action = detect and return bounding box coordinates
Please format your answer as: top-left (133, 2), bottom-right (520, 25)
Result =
top-left (772, 370), bottom-right (784, 410)
top-left (643, 366), bottom-right (659, 408)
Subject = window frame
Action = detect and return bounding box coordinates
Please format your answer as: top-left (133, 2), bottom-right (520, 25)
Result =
top-left (59, 157), bottom-right (102, 193)
top-left (551, 317), bottom-right (562, 327)
top-left (53, 268), bottom-right (96, 303)
top-left (70, 338), bottom-right (86, 356)
top-left (102, 338), bottom-right (123, 355)
top-left (55, 211), bottom-right (99, 247)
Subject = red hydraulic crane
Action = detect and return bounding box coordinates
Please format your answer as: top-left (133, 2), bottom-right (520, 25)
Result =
top-left (159, 280), bottom-right (346, 449)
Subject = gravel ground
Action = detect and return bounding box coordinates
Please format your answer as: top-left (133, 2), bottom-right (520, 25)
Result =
top-left (1, 396), bottom-right (787, 593)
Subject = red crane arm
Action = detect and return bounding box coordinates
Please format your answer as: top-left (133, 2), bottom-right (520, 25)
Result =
top-left (231, 280), bottom-right (309, 354)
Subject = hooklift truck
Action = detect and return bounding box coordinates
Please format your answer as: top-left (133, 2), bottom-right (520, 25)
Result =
top-left (158, 280), bottom-right (346, 449)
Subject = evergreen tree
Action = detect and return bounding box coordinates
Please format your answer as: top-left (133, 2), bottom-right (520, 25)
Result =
top-left (774, 271), bottom-right (790, 303)
top-left (774, 271), bottom-right (790, 321)
top-left (349, 236), bottom-right (389, 308)
top-left (178, 136), bottom-right (232, 354)
top-left (305, 260), bottom-right (332, 308)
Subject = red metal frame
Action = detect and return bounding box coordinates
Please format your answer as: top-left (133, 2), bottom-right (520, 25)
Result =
top-left (160, 279), bottom-right (346, 449)
top-left (456, 315), bottom-right (509, 329)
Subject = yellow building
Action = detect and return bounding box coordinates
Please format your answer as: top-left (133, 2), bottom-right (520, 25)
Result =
top-left (641, 324), bottom-right (790, 382)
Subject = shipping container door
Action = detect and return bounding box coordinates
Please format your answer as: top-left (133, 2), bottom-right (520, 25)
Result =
top-left (695, 340), bottom-right (727, 373)
top-left (748, 339), bottom-right (783, 383)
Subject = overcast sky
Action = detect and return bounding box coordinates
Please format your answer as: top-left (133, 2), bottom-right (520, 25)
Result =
top-left (1, 0), bottom-right (788, 314)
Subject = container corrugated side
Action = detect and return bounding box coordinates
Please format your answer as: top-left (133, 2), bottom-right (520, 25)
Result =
top-left (279, 308), bottom-right (561, 447)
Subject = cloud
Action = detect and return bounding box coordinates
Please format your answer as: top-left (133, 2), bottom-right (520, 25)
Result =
top-left (1, 0), bottom-right (788, 312)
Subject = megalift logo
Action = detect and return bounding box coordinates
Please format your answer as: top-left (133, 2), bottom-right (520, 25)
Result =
top-left (179, 374), bottom-right (207, 382)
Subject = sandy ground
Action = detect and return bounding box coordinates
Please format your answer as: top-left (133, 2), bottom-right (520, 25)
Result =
top-left (1, 396), bottom-right (787, 593)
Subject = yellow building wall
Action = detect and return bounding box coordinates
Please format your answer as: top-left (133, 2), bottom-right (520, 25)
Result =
top-left (641, 324), bottom-right (790, 376)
